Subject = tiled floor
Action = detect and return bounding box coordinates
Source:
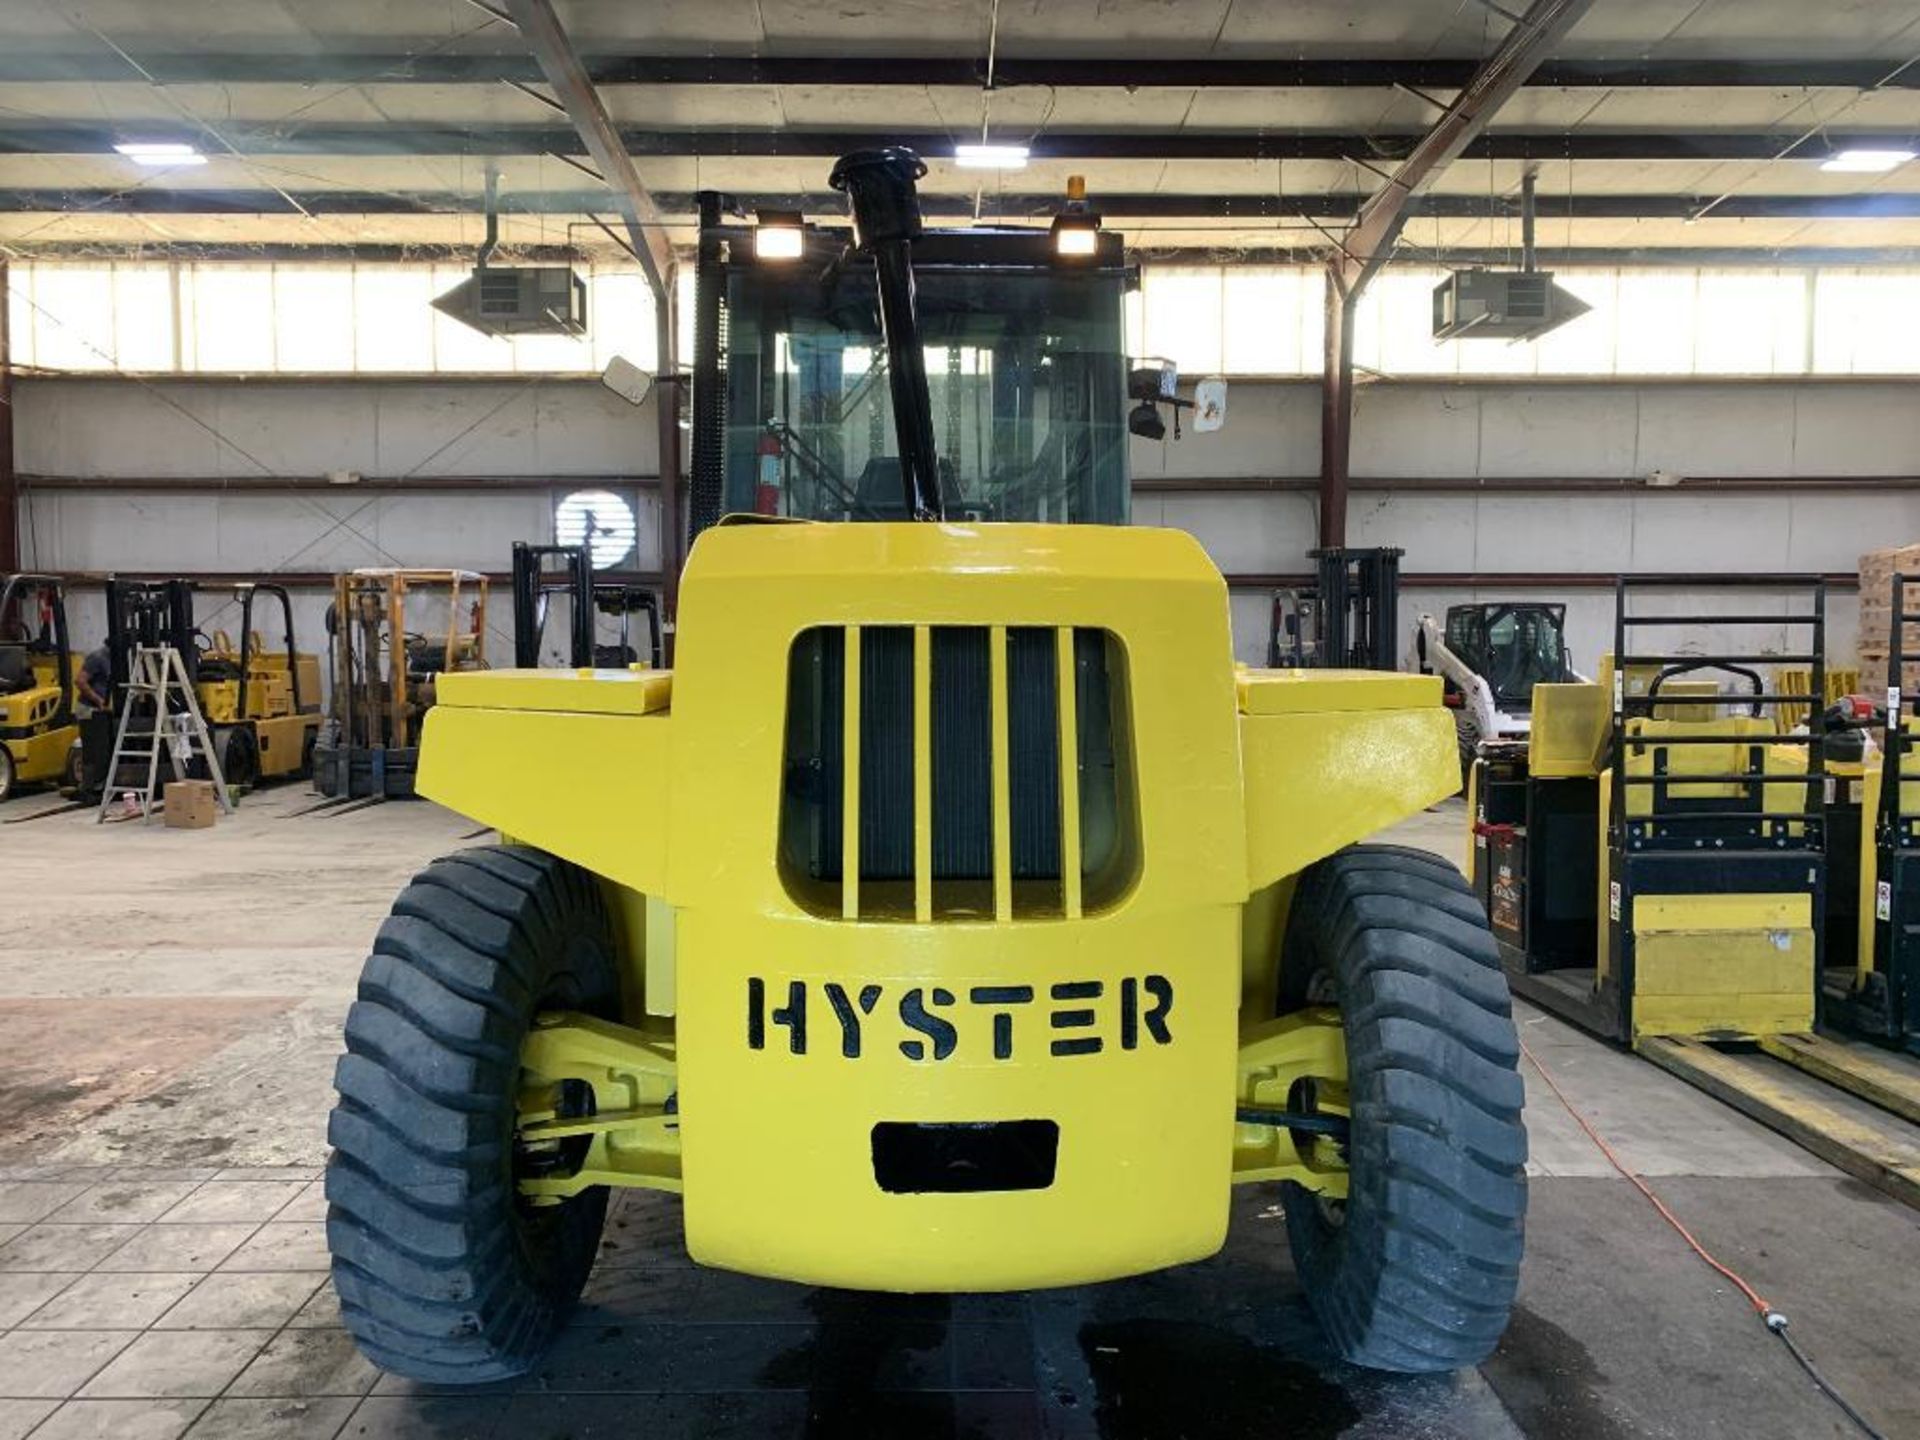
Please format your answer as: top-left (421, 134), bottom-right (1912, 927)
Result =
top-left (0, 1166), bottom-right (1527, 1440)
top-left (0, 1165), bottom-right (353, 1440)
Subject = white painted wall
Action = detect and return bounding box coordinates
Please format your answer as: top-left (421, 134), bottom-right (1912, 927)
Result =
top-left (16, 375), bottom-right (1920, 676)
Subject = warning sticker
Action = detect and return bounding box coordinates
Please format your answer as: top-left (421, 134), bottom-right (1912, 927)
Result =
top-left (1878, 879), bottom-right (1893, 922)
top-left (1609, 881), bottom-right (1622, 922)
top-left (1490, 863), bottom-right (1522, 937)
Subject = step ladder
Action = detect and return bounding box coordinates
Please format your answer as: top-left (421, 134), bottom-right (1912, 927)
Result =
top-left (96, 644), bottom-right (234, 825)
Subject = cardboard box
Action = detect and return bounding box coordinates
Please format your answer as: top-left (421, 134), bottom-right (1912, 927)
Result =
top-left (163, 779), bottom-right (218, 830)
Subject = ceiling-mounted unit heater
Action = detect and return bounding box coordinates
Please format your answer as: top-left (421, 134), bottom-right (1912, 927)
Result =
top-left (1431, 267), bottom-right (1589, 342)
top-left (430, 167), bottom-right (589, 338)
top-left (1431, 169), bottom-right (1590, 344)
top-left (434, 266), bottom-right (588, 337)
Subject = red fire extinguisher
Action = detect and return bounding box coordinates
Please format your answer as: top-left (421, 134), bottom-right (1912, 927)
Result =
top-left (755, 434), bottom-right (783, 515)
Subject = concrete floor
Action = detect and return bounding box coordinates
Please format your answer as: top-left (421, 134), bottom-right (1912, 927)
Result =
top-left (1, 789), bottom-right (1916, 1438)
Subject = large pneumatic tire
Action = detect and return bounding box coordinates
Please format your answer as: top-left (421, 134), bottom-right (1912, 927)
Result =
top-left (0, 746), bottom-right (13, 803)
top-left (325, 845), bottom-right (621, 1383)
top-left (1276, 844), bottom-right (1526, 1373)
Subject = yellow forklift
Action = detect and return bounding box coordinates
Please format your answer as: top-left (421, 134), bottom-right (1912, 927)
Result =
top-left (0, 573), bottom-right (82, 801)
top-left (193, 582), bottom-right (323, 787)
top-left (1471, 575), bottom-right (1920, 1203)
top-left (323, 150), bottom-right (1528, 1385)
top-left (71, 579), bottom-right (323, 799)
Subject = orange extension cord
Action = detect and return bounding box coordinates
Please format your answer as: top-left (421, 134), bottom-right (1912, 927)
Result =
top-left (1519, 1037), bottom-right (1886, 1439)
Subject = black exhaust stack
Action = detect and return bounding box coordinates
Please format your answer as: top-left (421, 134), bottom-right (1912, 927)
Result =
top-left (829, 147), bottom-right (946, 523)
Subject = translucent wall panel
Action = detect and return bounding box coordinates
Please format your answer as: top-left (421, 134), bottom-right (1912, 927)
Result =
top-left (4, 266), bottom-right (31, 369)
top-left (1613, 271), bottom-right (1698, 375)
top-left (1813, 271), bottom-right (1920, 374)
top-left (112, 265), bottom-right (175, 371)
top-left (1693, 271), bottom-right (1806, 375)
top-left (1140, 268), bottom-right (1225, 374)
top-left (592, 271), bottom-right (659, 372)
top-left (352, 268), bottom-right (438, 372)
top-left (27, 266), bottom-right (118, 370)
top-left (187, 266), bottom-right (276, 371)
top-left (1221, 268), bottom-right (1314, 375)
top-left (272, 268), bottom-right (355, 372)
top-left (7, 258), bottom-right (1920, 380)
top-left (1364, 270), bottom-right (1459, 377)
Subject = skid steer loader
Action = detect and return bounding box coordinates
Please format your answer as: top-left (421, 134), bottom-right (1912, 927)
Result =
top-left (325, 150), bottom-right (1527, 1383)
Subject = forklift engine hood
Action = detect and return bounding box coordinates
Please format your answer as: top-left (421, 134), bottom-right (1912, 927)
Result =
top-left (416, 519), bottom-right (1457, 1289)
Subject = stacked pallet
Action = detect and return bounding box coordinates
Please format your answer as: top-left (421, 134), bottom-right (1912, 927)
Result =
top-left (1859, 542), bottom-right (1920, 694)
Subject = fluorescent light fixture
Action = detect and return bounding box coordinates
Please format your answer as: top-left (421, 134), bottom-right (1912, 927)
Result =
top-left (114, 141), bottom-right (205, 167)
top-left (955, 143), bottom-right (1030, 170)
top-left (753, 209), bottom-right (805, 261)
top-left (1820, 147), bottom-right (1916, 173)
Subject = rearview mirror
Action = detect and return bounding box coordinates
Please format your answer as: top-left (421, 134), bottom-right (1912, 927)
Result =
top-left (1193, 377), bottom-right (1228, 433)
top-left (600, 356), bottom-right (653, 406)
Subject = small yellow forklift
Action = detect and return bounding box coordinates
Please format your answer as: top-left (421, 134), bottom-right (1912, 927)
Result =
top-left (0, 573), bottom-right (81, 801)
top-left (193, 583), bottom-right (324, 787)
top-left (324, 150), bottom-right (1528, 1385)
top-left (71, 579), bottom-right (323, 798)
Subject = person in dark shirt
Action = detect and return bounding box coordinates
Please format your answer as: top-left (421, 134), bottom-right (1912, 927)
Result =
top-left (77, 645), bottom-right (112, 710)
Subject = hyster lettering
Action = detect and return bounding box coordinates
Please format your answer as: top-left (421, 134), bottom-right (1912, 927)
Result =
top-left (745, 976), bottom-right (1174, 1060)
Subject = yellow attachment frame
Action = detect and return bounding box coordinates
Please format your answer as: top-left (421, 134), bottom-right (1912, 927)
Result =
top-left (1232, 1008), bottom-right (1349, 1197)
top-left (518, 1005), bottom-right (1350, 1203)
top-left (516, 1014), bottom-right (680, 1202)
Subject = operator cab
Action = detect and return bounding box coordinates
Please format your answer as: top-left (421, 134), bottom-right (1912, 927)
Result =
top-left (691, 199), bottom-right (1135, 531)
top-left (1441, 602), bottom-right (1574, 714)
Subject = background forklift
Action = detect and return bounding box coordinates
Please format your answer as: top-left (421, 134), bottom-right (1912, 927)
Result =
top-left (192, 582), bottom-right (323, 788)
top-left (314, 568), bottom-right (488, 800)
top-left (1471, 575), bottom-right (1920, 1205)
top-left (0, 573), bottom-right (81, 802)
top-left (76, 578), bottom-right (198, 801)
top-left (75, 578), bottom-right (321, 799)
top-left (510, 542), bottom-right (661, 671)
top-left (1267, 546), bottom-right (1402, 669)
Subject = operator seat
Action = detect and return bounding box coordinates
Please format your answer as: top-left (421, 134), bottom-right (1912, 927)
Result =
top-left (0, 645), bottom-right (33, 696)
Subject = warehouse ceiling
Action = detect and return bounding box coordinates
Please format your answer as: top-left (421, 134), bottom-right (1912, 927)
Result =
top-left (2, 0), bottom-right (1920, 260)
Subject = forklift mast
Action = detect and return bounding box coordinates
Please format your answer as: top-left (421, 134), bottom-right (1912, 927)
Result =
top-left (104, 578), bottom-right (197, 694)
top-left (1269, 547), bottom-right (1404, 669)
top-left (511, 543), bottom-right (594, 669)
top-left (511, 542), bottom-right (662, 670)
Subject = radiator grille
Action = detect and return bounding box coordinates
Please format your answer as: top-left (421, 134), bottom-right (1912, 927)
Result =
top-left (779, 625), bottom-right (1136, 921)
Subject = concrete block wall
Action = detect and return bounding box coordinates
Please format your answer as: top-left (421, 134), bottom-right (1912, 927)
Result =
top-left (15, 374), bottom-right (1920, 679)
